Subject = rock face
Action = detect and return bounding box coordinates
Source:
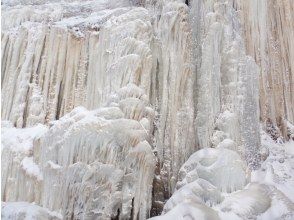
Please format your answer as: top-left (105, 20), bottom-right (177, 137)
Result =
top-left (1, 0), bottom-right (294, 220)
top-left (234, 0), bottom-right (294, 139)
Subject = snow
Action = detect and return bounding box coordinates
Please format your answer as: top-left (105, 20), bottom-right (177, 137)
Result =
top-left (177, 148), bottom-right (249, 193)
top-left (152, 130), bottom-right (294, 220)
top-left (285, 141), bottom-right (294, 155)
top-left (20, 157), bottom-right (43, 181)
top-left (1, 123), bottom-right (48, 152)
top-left (151, 202), bottom-right (220, 220)
top-left (2, 202), bottom-right (62, 220)
top-left (252, 131), bottom-right (294, 202)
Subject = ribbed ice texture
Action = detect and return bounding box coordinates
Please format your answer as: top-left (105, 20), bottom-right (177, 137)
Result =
top-left (2, 84), bottom-right (156, 219)
top-left (38, 86), bottom-right (156, 219)
top-left (1, 0), bottom-right (153, 128)
top-left (2, 0), bottom-right (294, 219)
top-left (190, 0), bottom-right (260, 169)
top-left (150, 1), bottom-right (197, 196)
top-left (234, 0), bottom-right (294, 139)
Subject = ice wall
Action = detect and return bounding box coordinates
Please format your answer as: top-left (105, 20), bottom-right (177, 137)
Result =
top-left (151, 1), bottom-right (293, 219)
top-left (1, 0), bottom-right (197, 200)
top-left (150, 1), bottom-right (197, 197)
top-left (1, 0), bottom-right (153, 127)
top-left (1, 0), bottom-right (294, 219)
top-left (190, 0), bottom-right (260, 169)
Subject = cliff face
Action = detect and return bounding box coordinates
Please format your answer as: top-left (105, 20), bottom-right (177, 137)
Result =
top-left (1, 0), bottom-right (294, 219)
top-left (234, 0), bottom-right (294, 140)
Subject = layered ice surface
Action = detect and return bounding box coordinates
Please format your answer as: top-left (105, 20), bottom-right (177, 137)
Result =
top-left (2, 84), bottom-right (156, 219)
top-left (1, 0), bottom-right (294, 219)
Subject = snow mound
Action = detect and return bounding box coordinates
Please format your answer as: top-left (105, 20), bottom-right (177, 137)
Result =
top-left (150, 202), bottom-right (220, 220)
top-left (1, 202), bottom-right (62, 220)
top-left (177, 148), bottom-right (249, 193)
top-left (163, 179), bottom-right (223, 213)
top-left (220, 183), bottom-right (271, 218)
top-left (153, 130), bottom-right (294, 220)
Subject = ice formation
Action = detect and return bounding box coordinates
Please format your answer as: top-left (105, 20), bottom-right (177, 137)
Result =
top-left (2, 83), bottom-right (156, 219)
top-left (1, 0), bottom-right (294, 219)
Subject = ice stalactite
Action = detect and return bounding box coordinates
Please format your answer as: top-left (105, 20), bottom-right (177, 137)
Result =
top-left (1, 0), bottom-right (294, 219)
top-left (2, 84), bottom-right (156, 219)
top-left (150, 1), bottom-right (197, 196)
top-left (190, 0), bottom-right (261, 169)
top-left (1, 1), bottom-right (153, 128)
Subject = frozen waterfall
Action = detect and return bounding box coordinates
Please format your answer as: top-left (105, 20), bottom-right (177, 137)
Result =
top-left (1, 0), bottom-right (294, 219)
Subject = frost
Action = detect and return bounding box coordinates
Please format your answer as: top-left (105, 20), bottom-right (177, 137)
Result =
top-left (20, 157), bottom-right (43, 181)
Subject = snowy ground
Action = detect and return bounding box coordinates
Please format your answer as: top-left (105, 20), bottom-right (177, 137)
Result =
top-left (1, 202), bottom-right (62, 220)
top-left (253, 132), bottom-right (294, 202)
top-left (151, 131), bottom-right (294, 220)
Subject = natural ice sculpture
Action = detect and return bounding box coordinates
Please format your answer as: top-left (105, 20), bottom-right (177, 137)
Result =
top-left (2, 84), bottom-right (156, 219)
top-left (1, 0), bottom-right (294, 219)
top-left (191, 0), bottom-right (261, 169)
